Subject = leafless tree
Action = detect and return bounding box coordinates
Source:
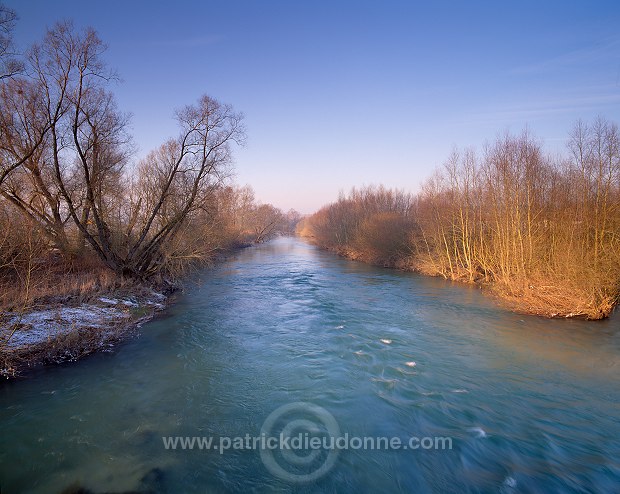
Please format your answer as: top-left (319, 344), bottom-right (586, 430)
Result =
top-left (1, 22), bottom-right (246, 280)
top-left (306, 122), bottom-right (620, 318)
top-left (123, 95), bottom-right (244, 276)
top-left (0, 22), bottom-right (129, 258)
top-left (0, 2), bottom-right (23, 80)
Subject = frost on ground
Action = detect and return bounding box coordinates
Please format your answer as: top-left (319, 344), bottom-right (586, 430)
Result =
top-left (1, 305), bottom-right (131, 349)
top-left (1, 292), bottom-right (167, 350)
top-left (0, 290), bottom-right (169, 377)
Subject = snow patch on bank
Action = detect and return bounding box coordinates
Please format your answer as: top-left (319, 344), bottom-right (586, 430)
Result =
top-left (1, 292), bottom-right (167, 350)
top-left (1, 305), bottom-right (130, 349)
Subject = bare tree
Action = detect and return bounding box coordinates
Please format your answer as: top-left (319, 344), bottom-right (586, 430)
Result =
top-left (0, 7), bottom-right (46, 189)
top-left (0, 2), bottom-right (23, 80)
top-left (0, 22), bottom-right (129, 257)
top-left (1, 22), bottom-right (245, 280)
top-left (249, 203), bottom-right (284, 243)
top-left (306, 121), bottom-right (620, 318)
top-left (123, 95), bottom-right (245, 276)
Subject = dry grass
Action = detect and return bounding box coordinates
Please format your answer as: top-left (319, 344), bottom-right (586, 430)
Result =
top-left (411, 258), bottom-right (619, 319)
top-left (388, 253), bottom-right (618, 319)
top-left (492, 276), bottom-right (619, 320)
top-left (0, 254), bottom-right (173, 378)
top-left (1, 255), bottom-right (120, 312)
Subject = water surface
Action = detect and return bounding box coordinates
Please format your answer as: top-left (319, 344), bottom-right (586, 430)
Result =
top-left (1, 237), bottom-right (619, 493)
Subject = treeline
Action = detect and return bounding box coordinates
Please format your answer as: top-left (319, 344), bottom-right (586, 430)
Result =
top-left (300, 122), bottom-right (620, 319)
top-left (297, 186), bottom-right (416, 267)
top-left (0, 10), bottom-right (296, 308)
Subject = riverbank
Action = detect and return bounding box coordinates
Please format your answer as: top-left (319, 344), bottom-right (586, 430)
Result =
top-left (0, 281), bottom-right (174, 378)
top-left (0, 242), bottom-right (264, 378)
top-left (299, 236), bottom-right (617, 321)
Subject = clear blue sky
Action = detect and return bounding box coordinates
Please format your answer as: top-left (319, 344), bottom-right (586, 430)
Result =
top-left (6, 0), bottom-right (620, 213)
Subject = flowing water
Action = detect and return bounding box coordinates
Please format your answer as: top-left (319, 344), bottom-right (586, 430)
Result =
top-left (1, 237), bottom-right (619, 493)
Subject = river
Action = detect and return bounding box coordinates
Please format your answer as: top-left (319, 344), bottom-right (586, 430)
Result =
top-left (1, 237), bottom-right (619, 493)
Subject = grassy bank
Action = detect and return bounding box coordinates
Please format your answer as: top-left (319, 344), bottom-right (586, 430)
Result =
top-left (0, 20), bottom-right (302, 377)
top-left (0, 257), bottom-right (174, 378)
top-left (299, 226), bottom-right (618, 320)
top-left (0, 233), bottom-right (296, 378)
top-left (299, 122), bottom-right (620, 320)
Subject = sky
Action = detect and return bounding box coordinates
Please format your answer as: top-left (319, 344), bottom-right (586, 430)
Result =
top-left (5, 0), bottom-right (620, 213)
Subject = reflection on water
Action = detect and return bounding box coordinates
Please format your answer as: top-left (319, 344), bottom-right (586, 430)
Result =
top-left (1, 237), bottom-right (618, 493)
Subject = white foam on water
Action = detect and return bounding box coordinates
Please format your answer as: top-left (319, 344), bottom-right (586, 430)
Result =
top-left (467, 427), bottom-right (487, 438)
top-left (503, 476), bottom-right (517, 487)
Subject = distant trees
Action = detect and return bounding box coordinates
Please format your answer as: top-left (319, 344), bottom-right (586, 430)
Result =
top-left (303, 122), bottom-right (620, 319)
top-left (202, 185), bottom-right (296, 245)
top-left (138, 184), bottom-right (294, 276)
top-left (300, 185), bottom-right (415, 266)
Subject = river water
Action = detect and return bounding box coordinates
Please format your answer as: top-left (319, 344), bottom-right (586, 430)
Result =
top-left (1, 237), bottom-right (619, 493)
